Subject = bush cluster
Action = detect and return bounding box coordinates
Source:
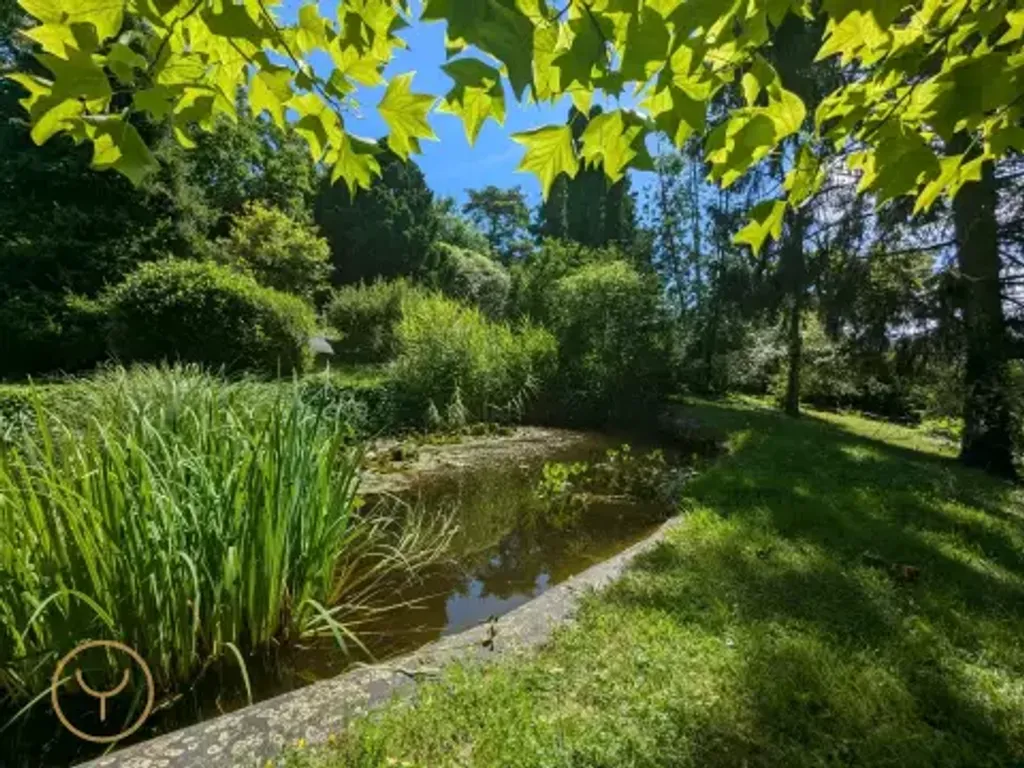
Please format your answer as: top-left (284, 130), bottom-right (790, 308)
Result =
top-left (100, 259), bottom-right (316, 375)
top-left (325, 279), bottom-right (420, 363)
top-left (543, 260), bottom-right (674, 426)
top-left (217, 202), bottom-right (333, 300)
top-left (432, 244), bottom-right (510, 319)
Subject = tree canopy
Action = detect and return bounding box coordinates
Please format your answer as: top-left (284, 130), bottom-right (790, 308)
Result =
top-left (7, 0), bottom-right (1024, 249)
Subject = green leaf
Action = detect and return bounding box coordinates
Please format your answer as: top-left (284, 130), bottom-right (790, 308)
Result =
top-left (706, 112), bottom-right (777, 187)
top-left (329, 43), bottom-right (385, 87)
top-left (20, 0), bottom-right (124, 49)
top-left (531, 21), bottom-right (561, 101)
top-left (914, 153), bottom-right (983, 214)
top-left (38, 48), bottom-right (112, 102)
top-left (22, 22), bottom-right (76, 54)
top-left (289, 92), bottom-right (341, 161)
top-left (579, 110), bottom-right (643, 183)
top-left (734, 199), bottom-right (787, 253)
top-left (329, 133), bottom-right (382, 195)
top-left (990, 125), bottom-right (1024, 156)
top-left (857, 128), bottom-right (940, 204)
top-left (512, 124), bottom-right (578, 198)
top-left (619, 6), bottom-right (670, 82)
top-left (998, 9), bottom-right (1024, 45)
top-left (202, 3), bottom-right (268, 45)
top-left (914, 155), bottom-right (961, 214)
top-left (106, 42), bottom-right (147, 85)
top-left (816, 9), bottom-right (889, 64)
top-left (423, 0), bottom-right (535, 99)
top-left (552, 15), bottom-right (605, 90)
top-left (742, 56), bottom-right (779, 106)
top-left (764, 89), bottom-right (806, 137)
top-left (250, 67), bottom-right (293, 129)
top-left (785, 145), bottom-right (823, 206)
top-left (86, 116), bottom-right (158, 184)
top-left (295, 4), bottom-right (330, 53)
top-left (31, 97), bottom-right (83, 144)
top-left (643, 83), bottom-right (706, 146)
top-left (438, 58), bottom-right (505, 145)
top-left (133, 86), bottom-right (176, 119)
top-left (378, 72), bottom-right (437, 159)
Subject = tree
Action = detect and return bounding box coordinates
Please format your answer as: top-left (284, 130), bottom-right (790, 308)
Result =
top-left (534, 107), bottom-right (640, 252)
top-left (462, 185), bottom-right (530, 262)
top-left (314, 146), bottom-right (439, 284)
top-left (11, 0), bottom-right (1024, 474)
top-left (434, 196), bottom-right (492, 254)
top-left (218, 202), bottom-right (332, 299)
top-left (186, 109), bottom-right (318, 235)
top-left (0, 81), bottom-right (211, 376)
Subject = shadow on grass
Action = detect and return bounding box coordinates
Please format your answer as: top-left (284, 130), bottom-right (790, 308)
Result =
top-left (609, 401), bottom-right (1024, 766)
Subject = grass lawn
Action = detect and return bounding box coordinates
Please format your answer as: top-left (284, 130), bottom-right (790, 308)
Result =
top-left (283, 398), bottom-right (1024, 768)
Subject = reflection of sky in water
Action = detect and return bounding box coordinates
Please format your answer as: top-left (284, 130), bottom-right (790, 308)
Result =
top-left (444, 573), bottom-right (551, 635)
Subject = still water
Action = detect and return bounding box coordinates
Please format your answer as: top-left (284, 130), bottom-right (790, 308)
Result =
top-left (11, 430), bottom-right (684, 767)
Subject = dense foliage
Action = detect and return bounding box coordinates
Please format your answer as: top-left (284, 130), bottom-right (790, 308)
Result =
top-left (0, 367), bottom-right (450, 705)
top-left (218, 202), bottom-right (333, 299)
top-left (544, 260), bottom-right (675, 426)
top-left (100, 259), bottom-right (316, 375)
top-left (325, 279), bottom-right (418, 364)
top-left (8, 0), bottom-right (1024, 474)
top-left (432, 244), bottom-right (511, 320)
top-left (315, 148), bottom-right (439, 285)
top-left (390, 293), bottom-right (557, 429)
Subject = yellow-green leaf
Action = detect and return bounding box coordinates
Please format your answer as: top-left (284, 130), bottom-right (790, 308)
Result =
top-left (378, 72), bottom-right (437, 159)
top-left (438, 58), bottom-right (505, 145)
top-left (86, 116), bottom-right (158, 184)
top-left (289, 92), bottom-right (341, 161)
top-left (20, 0), bottom-right (124, 47)
top-left (329, 132), bottom-right (382, 195)
top-left (250, 67), bottom-right (293, 128)
top-left (579, 110), bottom-right (641, 183)
top-left (734, 199), bottom-right (787, 253)
top-left (512, 124), bottom-right (578, 198)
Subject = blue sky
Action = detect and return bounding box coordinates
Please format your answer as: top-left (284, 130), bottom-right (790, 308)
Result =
top-left (280, 1), bottom-right (659, 208)
top-left (291, 8), bottom-right (571, 205)
top-left (289, 3), bottom-right (647, 207)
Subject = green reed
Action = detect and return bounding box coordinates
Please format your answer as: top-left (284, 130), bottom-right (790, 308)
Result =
top-left (0, 367), bottom-right (451, 706)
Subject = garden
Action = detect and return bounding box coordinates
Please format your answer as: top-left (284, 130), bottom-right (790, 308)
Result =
top-left (2, 1), bottom-right (1024, 766)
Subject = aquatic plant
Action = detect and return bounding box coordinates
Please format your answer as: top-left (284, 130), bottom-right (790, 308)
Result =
top-left (0, 367), bottom-right (452, 707)
top-left (536, 445), bottom-right (693, 515)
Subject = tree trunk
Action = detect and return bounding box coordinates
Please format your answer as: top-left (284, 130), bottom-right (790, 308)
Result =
top-left (953, 159), bottom-right (1016, 478)
top-left (784, 285), bottom-right (804, 417)
top-left (782, 211), bottom-right (807, 418)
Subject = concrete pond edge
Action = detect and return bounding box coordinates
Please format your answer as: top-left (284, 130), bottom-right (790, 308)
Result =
top-left (82, 516), bottom-right (685, 768)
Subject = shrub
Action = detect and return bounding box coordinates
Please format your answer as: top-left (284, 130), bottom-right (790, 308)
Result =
top-left (389, 293), bottom-right (557, 428)
top-left (508, 239), bottom-right (620, 322)
top-left (0, 367), bottom-right (452, 703)
top-left (218, 202), bottom-right (333, 299)
top-left (546, 260), bottom-right (674, 426)
top-left (433, 243), bottom-right (511, 319)
top-left (101, 259), bottom-right (315, 375)
top-left (325, 279), bottom-right (421, 363)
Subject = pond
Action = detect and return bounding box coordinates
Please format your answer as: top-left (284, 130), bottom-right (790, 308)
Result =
top-left (9, 427), bottom-right (698, 767)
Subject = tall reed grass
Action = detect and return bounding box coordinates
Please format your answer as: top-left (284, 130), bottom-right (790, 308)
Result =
top-left (0, 367), bottom-right (451, 706)
top-left (390, 293), bottom-right (557, 427)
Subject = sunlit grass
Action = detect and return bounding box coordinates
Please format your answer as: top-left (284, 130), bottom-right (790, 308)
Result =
top-left (280, 399), bottom-right (1024, 768)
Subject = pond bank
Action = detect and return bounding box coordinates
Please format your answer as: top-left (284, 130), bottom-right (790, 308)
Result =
top-left (80, 516), bottom-right (686, 768)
